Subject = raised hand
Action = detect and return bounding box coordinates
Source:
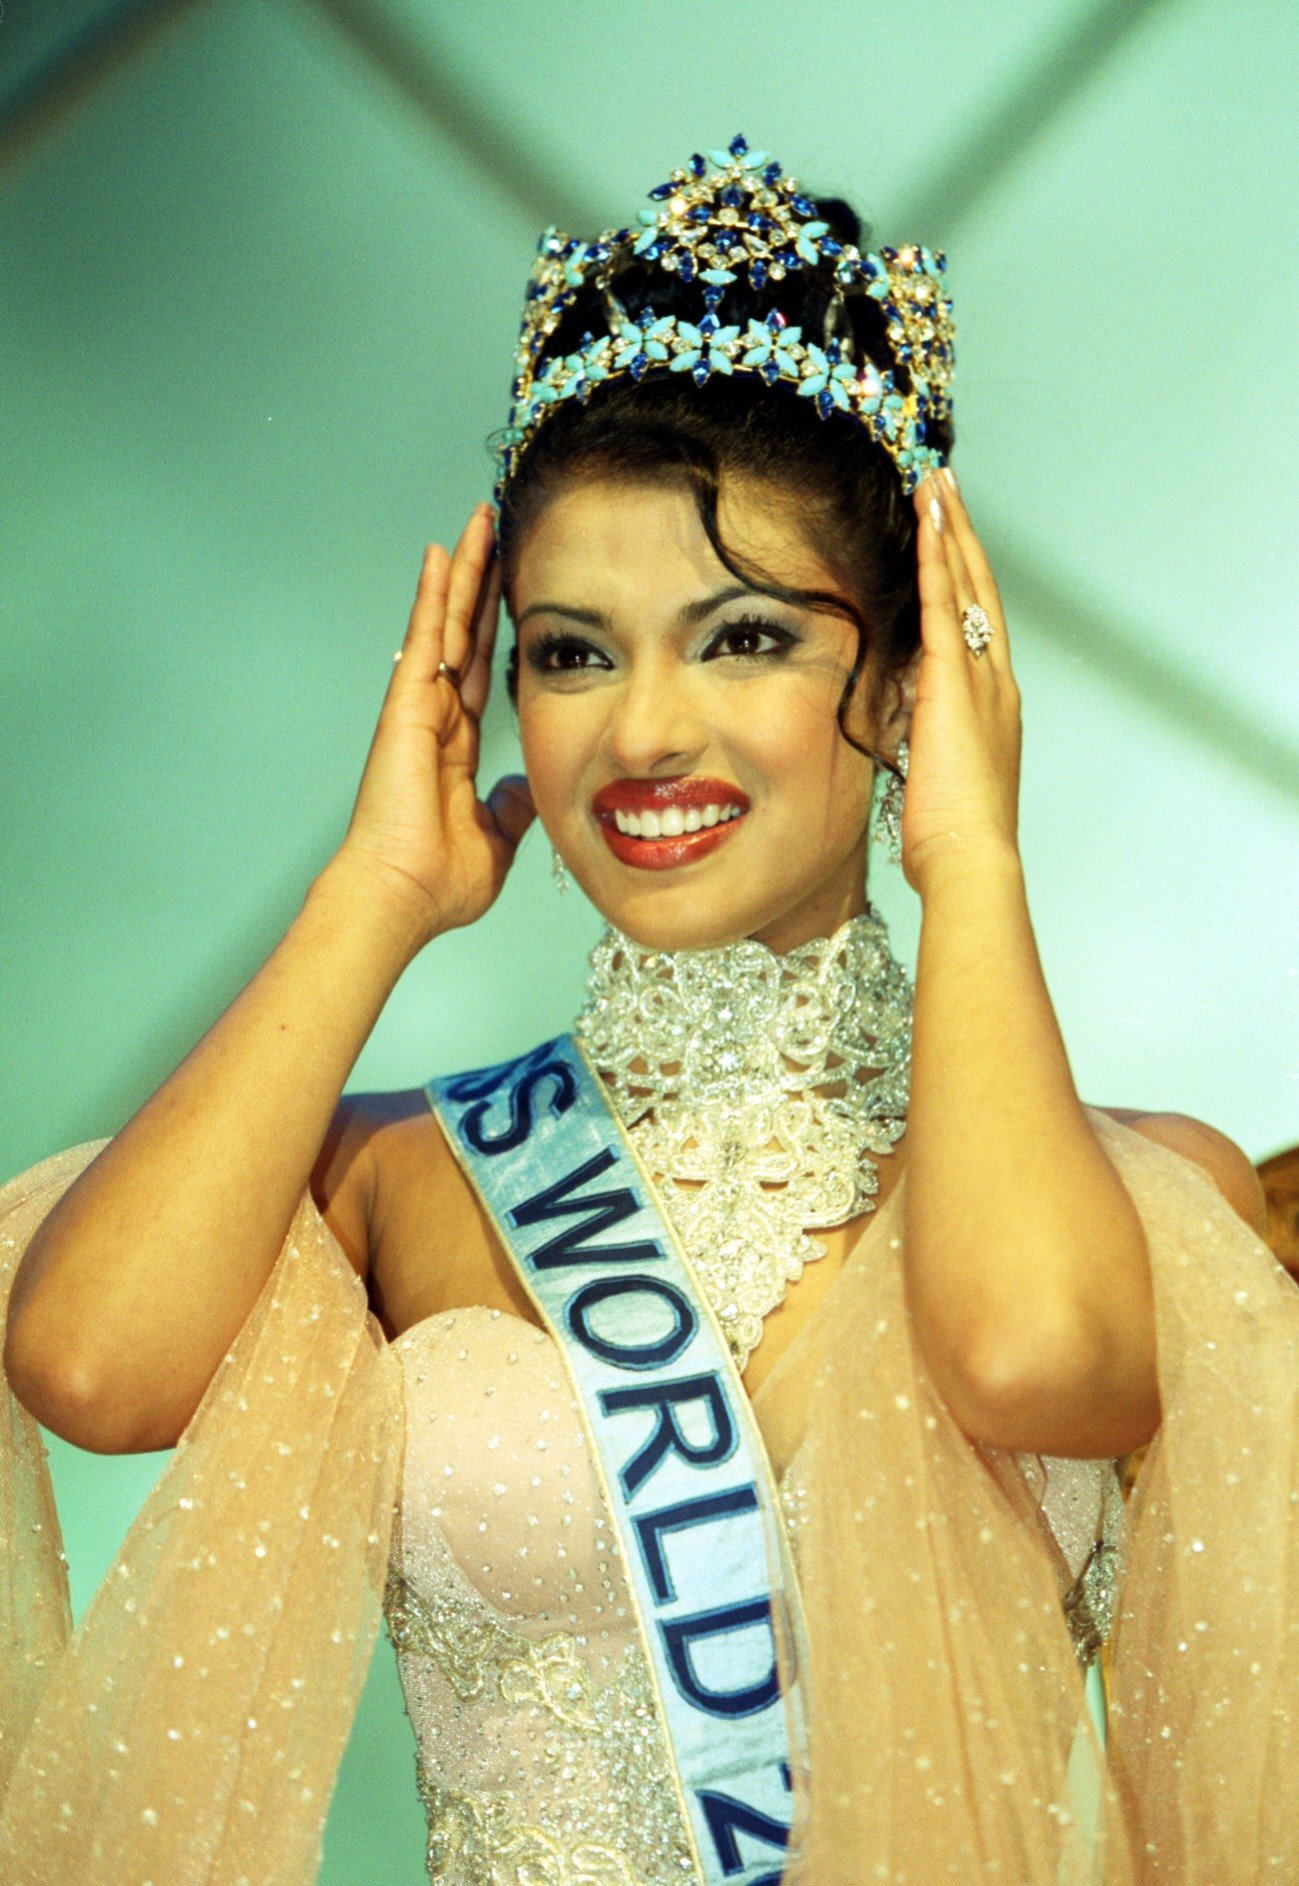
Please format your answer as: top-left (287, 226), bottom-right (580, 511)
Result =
top-left (899, 469), bottom-right (1023, 897)
top-left (336, 502), bottom-right (536, 947)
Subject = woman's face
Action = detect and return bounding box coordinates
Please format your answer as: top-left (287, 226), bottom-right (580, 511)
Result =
top-left (511, 474), bottom-right (898, 954)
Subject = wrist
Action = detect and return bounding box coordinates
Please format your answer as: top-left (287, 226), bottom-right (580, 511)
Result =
top-left (308, 850), bottom-right (441, 973)
top-left (911, 832), bottom-right (1023, 903)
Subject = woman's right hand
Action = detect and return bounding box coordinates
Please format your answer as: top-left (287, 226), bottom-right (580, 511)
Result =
top-left (333, 502), bottom-right (536, 949)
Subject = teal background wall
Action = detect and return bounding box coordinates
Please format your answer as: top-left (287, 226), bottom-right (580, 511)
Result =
top-left (2, 2), bottom-right (1297, 1876)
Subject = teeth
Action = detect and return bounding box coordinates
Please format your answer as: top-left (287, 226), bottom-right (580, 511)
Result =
top-left (610, 802), bottom-right (745, 839)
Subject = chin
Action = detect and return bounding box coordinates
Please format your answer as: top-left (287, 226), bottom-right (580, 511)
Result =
top-left (580, 874), bottom-right (790, 954)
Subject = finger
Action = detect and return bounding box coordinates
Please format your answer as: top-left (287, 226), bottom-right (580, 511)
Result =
top-left (395, 542), bottom-right (452, 685)
top-left (483, 773), bottom-right (536, 853)
top-left (939, 470), bottom-right (1012, 674)
top-left (941, 513), bottom-right (982, 631)
top-left (461, 542), bottom-right (502, 724)
top-left (441, 504), bottom-right (497, 684)
top-left (915, 479), bottom-right (975, 670)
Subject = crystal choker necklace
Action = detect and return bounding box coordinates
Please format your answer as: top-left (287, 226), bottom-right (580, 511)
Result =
top-left (573, 906), bottom-right (914, 1373)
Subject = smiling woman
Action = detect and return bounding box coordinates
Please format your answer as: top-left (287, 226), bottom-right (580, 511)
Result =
top-left (3, 134), bottom-right (1297, 1886)
top-left (507, 474), bottom-right (890, 948)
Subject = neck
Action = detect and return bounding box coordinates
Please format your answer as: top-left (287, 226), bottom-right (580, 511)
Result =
top-left (745, 859), bottom-right (871, 957)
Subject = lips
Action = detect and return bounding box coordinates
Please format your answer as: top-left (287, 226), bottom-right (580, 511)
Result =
top-left (591, 777), bottom-right (750, 817)
top-left (591, 777), bottom-right (750, 872)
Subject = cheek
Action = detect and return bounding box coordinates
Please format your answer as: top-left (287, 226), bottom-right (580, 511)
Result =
top-left (743, 691), bottom-right (872, 836)
top-left (518, 698), bottom-right (592, 820)
top-left (740, 690), bottom-right (845, 791)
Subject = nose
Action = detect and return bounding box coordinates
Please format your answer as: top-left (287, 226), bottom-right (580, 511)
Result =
top-left (597, 649), bottom-right (707, 779)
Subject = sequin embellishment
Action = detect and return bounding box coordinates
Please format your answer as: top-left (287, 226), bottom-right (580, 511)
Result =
top-left (384, 1564), bottom-right (598, 1731)
top-left (574, 909), bottom-right (913, 1372)
top-left (383, 1534), bottom-right (697, 1883)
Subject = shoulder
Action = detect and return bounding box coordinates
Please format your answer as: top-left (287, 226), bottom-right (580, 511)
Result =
top-left (1091, 1105), bottom-right (1269, 1238)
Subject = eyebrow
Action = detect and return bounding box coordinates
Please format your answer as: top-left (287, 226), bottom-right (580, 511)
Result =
top-left (515, 584), bottom-right (760, 631)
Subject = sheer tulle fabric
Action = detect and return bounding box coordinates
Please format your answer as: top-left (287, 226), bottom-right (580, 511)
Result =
top-left (2, 1108), bottom-right (1296, 1882)
top-left (0, 1143), bottom-right (404, 1884)
top-left (758, 1107), bottom-right (1299, 1882)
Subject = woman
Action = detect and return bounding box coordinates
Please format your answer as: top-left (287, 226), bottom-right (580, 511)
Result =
top-left (2, 137), bottom-right (1295, 1885)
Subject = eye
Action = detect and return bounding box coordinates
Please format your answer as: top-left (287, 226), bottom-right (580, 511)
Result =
top-left (705, 615), bottom-right (799, 662)
top-left (525, 630), bottom-right (610, 675)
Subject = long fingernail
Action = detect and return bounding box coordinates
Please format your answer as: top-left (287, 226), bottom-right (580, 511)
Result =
top-left (928, 489), bottom-right (945, 533)
top-left (941, 465), bottom-right (960, 496)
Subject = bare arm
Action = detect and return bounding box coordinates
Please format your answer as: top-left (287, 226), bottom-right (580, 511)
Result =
top-left (4, 505), bottom-right (533, 1454)
top-left (898, 473), bottom-right (1160, 1460)
top-left (4, 859), bottom-right (421, 1453)
top-left (903, 847), bottom-right (1160, 1460)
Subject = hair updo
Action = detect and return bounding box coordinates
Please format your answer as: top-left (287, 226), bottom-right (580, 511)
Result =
top-left (491, 190), bottom-right (954, 778)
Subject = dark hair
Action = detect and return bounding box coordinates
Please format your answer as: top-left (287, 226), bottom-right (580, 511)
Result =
top-left (491, 191), bottom-right (954, 779)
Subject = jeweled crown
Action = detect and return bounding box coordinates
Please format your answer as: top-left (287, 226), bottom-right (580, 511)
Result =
top-left (495, 134), bottom-right (955, 507)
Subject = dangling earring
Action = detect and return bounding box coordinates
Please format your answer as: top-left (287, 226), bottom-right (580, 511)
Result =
top-left (552, 848), bottom-right (570, 894)
top-left (871, 736), bottom-right (908, 866)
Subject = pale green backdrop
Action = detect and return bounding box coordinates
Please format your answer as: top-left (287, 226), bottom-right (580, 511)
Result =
top-left (2, 1), bottom-right (1297, 1876)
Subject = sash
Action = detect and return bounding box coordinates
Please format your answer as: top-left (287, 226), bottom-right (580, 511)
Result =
top-left (427, 1033), bottom-right (810, 1886)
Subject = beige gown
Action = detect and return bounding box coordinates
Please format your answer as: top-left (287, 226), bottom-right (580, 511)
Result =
top-left (2, 1106), bottom-right (1297, 1883)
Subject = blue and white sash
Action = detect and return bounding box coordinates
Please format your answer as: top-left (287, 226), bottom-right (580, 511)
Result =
top-left (427, 1033), bottom-right (810, 1886)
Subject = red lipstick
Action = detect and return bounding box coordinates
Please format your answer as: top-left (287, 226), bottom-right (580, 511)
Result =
top-left (591, 777), bottom-right (751, 872)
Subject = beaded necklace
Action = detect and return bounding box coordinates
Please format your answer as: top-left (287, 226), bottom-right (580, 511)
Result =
top-left (573, 906), bottom-right (913, 1372)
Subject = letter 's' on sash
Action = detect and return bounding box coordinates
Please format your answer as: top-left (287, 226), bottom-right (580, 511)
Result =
top-left (427, 1035), bottom-right (810, 1886)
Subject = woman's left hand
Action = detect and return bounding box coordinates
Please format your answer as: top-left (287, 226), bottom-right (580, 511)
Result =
top-left (898, 469), bottom-right (1023, 898)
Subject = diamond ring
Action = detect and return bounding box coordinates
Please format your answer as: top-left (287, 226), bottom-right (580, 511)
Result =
top-left (961, 604), bottom-right (994, 658)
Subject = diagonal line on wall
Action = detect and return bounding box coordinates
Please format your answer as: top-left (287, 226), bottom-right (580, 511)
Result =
top-left (898, 0), bottom-right (1179, 240)
top-left (985, 529), bottom-right (1299, 804)
top-left (301, 0), bottom-right (595, 234)
top-left (0, 0), bottom-right (209, 182)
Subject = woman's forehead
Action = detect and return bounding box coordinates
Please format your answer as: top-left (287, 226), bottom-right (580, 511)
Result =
top-left (512, 475), bottom-right (842, 609)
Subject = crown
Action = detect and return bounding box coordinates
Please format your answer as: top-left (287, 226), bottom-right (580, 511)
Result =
top-left (494, 134), bottom-right (955, 507)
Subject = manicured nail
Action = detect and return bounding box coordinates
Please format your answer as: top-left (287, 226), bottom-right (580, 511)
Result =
top-left (928, 490), bottom-right (945, 533)
top-left (941, 465), bottom-right (960, 496)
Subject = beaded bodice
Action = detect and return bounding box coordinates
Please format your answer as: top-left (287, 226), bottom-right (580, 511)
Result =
top-left (382, 1287), bottom-right (1124, 1883)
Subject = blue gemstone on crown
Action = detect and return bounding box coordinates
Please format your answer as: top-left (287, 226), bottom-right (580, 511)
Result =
top-left (501, 134), bottom-right (955, 499)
